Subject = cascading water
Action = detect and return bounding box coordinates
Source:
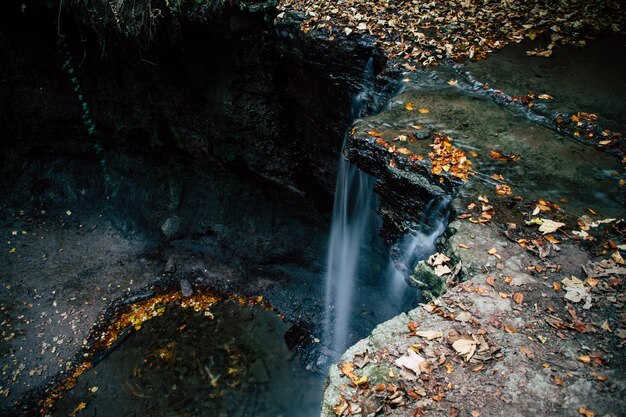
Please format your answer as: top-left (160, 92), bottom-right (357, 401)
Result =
top-left (387, 197), bottom-right (451, 300)
top-left (323, 59), bottom-right (378, 354)
top-left (322, 59), bottom-right (451, 357)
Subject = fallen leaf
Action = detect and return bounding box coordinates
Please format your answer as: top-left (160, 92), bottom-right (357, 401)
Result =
top-left (353, 375), bottom-right (368, 386)
top-left (447, 79), bottom-right (458, 86)
top-left (612, 251), bottom-right (624, 265)
top-left (418, 108), bottom-right (430, 114)
top-left (414, 330), bottom-right (443, 340)
top-left (333, 395), bottom-right (350, 416)
top-left (471, 363), bottom-right (484, 372)
top-left (455, 311), bottom-right (472, 323)
top-left (405, 102), bottom-right (415, 111)
top-left (452, 338), bottom-right (477, 361)
top-left (70, 402), bottom-right (87, 416)
top-left (577, 355), bottom-right (591, 364)
top-left (428, 252), bottom-right (450, 267)
top-left (520, 346), bottom-right (534, 358)
top-left (513, 292), bottom-right (524, 304)
top-left (395, 349), bottom-right (426, 374)
top-left (369, 130), bottom-right (382, 137)
top-left (538, 219), bottom-right (565, 234)
top-left (340, 362), bottom-right (357, 380)
top-left (578, 407), bottom-right (595, 417)
top-left (495, 184), bottom-right (512, 195)
top-left (561, 276), bottom-right (592, 308)
top-left (486, 275), bottom-right (495, 287)
top-left (434, 264), bottom-right (453, 276)
top-left (503, 324), bottom-right (517, 334)
top-left (487, 247), bottom-right (501, 259)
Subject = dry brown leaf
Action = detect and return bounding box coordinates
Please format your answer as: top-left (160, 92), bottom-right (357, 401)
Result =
top-left (486, 275), bottom-right (496, 287)
top-left (503, 324), bottom-right (517, 334)
top-left (520, 346), bottom-right (534, 358)
top-left (577, 355), bottom-right (591, 364)
top-left (513, 292), bottom-right (524, 304)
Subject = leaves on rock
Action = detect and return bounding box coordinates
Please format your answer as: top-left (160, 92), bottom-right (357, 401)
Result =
top-left (395, 349), bottom-right (426, 375)
top-left (452, 338), bottom-right (477, 361)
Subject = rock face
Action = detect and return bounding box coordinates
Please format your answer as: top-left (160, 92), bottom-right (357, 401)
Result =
top-left (0, 3), bottom-right (405, 414)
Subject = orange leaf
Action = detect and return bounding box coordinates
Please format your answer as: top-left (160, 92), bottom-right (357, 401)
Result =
top-left (513, 292), bottom-right (524, 304)
top-left (418, 108), bottom-right (430, 114)
top-left (405, 102), bottom-right (415, 111)
top-left (486, 275), bottom-right (496, 287)
top-left (578, 407), bottom-right (595, 417)
top-left (503, 324), bottom-right (517, 334)
top-left (340, 362), bottom-right (357, 380)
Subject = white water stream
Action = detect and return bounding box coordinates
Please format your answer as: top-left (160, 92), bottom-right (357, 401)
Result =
top-left (323, 59), bottom-right (451, 356)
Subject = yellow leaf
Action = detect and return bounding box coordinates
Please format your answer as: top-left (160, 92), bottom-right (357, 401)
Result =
top-left (577, 355), bottom-right (591, 364)
top-left (418, 108), bottom-right (430, 114)
top-left (70, 402), bottom-right (87, 416)
top-left (578, 407), bottom-right (595, 417)
top-left (448, 79), bottom-right (458, 86)
top-left (397, 147), bottom-right (411, 155)
top-left (405, 102), bottom-right (415, 111)
top-left (353, 375), bottom-right (368, 386)
top-left (340, 362), bottom-right (357, 380)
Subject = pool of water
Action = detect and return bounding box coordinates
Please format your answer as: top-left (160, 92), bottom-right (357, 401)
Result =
top-left (50, 301), bottom-right (325, 417)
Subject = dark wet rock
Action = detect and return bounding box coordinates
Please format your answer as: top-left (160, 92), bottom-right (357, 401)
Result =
top-left (284, 320), bottom-right (313, 351)
top-left (346, 120), bottom-right (458, 242)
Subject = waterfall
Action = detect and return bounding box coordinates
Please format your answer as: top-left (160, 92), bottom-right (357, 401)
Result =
top-left (387, 197), bottom-right (451, 299)
top-left (323, 58), bottom-right (377, 354)
top-left (322, 59), bottom-right (450, 356)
